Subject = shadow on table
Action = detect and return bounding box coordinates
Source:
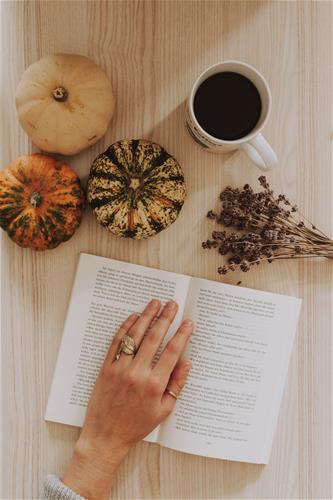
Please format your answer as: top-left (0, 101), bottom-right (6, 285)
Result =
top-left (144, 99), bottom-right (237, 170)
top-left (141, 99), bottom-right (244, 271)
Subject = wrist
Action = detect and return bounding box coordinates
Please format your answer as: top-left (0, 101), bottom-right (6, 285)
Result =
top-left (62, 437), bottom-right (130, 500)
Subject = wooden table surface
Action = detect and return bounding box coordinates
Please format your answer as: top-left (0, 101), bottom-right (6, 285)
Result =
top-left (2, 1), bottom-right (332, 499)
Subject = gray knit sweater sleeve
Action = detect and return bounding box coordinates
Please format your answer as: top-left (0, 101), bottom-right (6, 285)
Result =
top-left (44, 474), bottom-right (86, 500)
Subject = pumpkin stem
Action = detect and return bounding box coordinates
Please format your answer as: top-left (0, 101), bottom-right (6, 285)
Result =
top-left (30, 192), bottom-right (42, 208)
top-left (130, 178), bottom-right (141, 190)
top-left (52, 87), bottom-right (68, 102)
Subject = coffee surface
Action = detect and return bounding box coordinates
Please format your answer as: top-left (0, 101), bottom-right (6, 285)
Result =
top-left (193, 72), bottom-right (262, 141)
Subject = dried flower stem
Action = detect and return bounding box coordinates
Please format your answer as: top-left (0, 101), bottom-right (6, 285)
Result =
top-left (203, 176), bottom-right (333, 275)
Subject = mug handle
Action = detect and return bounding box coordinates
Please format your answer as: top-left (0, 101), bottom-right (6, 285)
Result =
top-left (240, 133), bottom-right (278, 171)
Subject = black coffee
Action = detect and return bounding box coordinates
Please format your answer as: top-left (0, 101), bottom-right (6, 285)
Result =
top-left (193, 72), bottom-right (262, 141)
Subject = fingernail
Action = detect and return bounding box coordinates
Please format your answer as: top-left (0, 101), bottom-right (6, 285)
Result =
top-left (182, 319), bottom-right (193, 328)
top-left (165, 300), bottom-right (177, 311)
top-left (150, 299), bottom-right (160, 307)
top-left (130, 313), bottom-right (140, 319)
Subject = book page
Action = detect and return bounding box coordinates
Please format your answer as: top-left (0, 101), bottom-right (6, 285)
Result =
top-left (45, 253), bottom-right (191, 441)
top-left (157, 278), bottom-right (301, 463)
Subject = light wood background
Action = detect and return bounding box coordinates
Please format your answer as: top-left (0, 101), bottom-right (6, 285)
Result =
top-left (1, 1), bottom-right (332, 499)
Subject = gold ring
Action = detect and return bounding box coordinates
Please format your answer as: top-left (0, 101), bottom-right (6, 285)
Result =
top-left (115, 334), bottom-right (137, 361)
top-left (166, 389), bottom-right (178, 399)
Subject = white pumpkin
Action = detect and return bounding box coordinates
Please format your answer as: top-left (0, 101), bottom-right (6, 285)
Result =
top-left (15, 53), bottom-right (115, 155)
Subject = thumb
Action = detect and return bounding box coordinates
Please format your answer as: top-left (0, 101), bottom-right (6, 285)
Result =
top-left (161, 359), bottom-right (191, 415)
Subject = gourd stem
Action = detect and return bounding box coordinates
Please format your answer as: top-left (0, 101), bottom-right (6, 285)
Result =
top-left (129, 178), bottom-right (141, 190)
top-left (30, 192), bottom-right (42, 208)
top-left (52, 87), bottom-right (68, 102)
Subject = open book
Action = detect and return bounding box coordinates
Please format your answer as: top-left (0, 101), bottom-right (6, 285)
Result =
top-left (45, 253), bottom-right (301, 464)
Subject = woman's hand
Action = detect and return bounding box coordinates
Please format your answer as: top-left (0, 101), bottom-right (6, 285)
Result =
top-left (62, 299), bottom-right (193, 499)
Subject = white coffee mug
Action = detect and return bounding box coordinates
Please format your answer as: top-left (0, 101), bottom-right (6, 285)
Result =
top-left (185, 61), bottom-right (278, 171)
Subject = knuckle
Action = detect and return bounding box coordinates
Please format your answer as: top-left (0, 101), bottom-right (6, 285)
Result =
top-left (143, 332), bottom-right (156, 346)
top-left (166, 340), bottom-right (179, 355)
top-left (173, 380), bottom-right (183, 392)
top-left (122, 370), bottom-right (137, 387)
top-left (161, 304), bottom-right (177, 320)
top-left (146, 377), bottom-right (161, 396)
top-left (128, 314), bottom-right (149, 334)
top-left (128, 325), bottom-right (138, 336)
top-left (122, 318), bottom-right (132, 329)
top-left (127, 329), bottom-right (137, 339)
top-left (160, 308), bottom-right (173, 319)
top-left (141, 311), bottom-right (154, 322)
top-left (179, 325), bottom-right (192, 338)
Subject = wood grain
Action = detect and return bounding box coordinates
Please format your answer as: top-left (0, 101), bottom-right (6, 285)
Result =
top-left (1, 1), bottom-right (332, 498)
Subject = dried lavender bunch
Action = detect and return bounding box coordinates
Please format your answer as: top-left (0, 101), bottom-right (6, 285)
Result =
top-left (203, 176), bottom-right (333, 275)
